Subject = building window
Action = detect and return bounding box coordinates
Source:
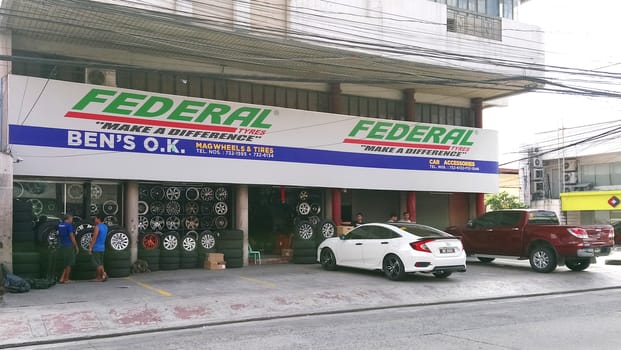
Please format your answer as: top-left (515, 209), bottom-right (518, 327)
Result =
top-left (415, 103), bottom-right (474, 127)
top-left (433, 0), bottom-right (512, 19)
top-left (446, 7), bottom-right (502, 41)
top-left (612, 163), bottom-right (621, 185)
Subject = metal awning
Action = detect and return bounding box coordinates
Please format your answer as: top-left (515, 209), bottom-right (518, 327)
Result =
top-left (0, 0), bottom-right (539, 100)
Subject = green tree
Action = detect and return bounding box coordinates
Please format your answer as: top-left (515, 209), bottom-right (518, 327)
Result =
top-left (485, 191), bottom-right (527, 211)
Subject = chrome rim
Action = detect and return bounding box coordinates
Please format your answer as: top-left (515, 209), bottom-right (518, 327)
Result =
top-left (67, 184), bottom-right (83, 199)
top-left (185, 216), bottom-right (200, 230)
top-left (165, 201), bottom-right (181, 215)
top-left (385, 256), bottom-right (402, 279)
top-left (89, 203), bottom-right (98, 215)
top-left (321, 223), bottom-right (335, 238)
top-left (182, 235), bottom-right (196, 251)
top-left (138, 201), bottom-right (149, 215)
top-left (166, 216), bottom-right (181, 230)
top-left (214, 216), bottom-right (228, 229)
top-left (28, 199), bottom-right (43, 215)
top-left (139, 187), bottom-right (149, 200)
top-left (110, 231), bottom-right (129, 251)
top-left (13, 182), bottom-right (24, 198)
top-left (533, 250), bottom-right (550, 269)
top-left (200, 187), bottom-right (214, 201)
top-left (298, 223), bottom-right (313, 240)
top-left (150, 216), bottom-right (165, 230)
top-left (309, 215), bottom-right (320, 226)
top-left (103, 200), bottom-right (119, 215)
top-left (200, 231), bottom-right (216, 249)
top-left (150, 186), bottom-right (164, 200)
top-left (185, 187), bottom-right (200, 201)
top-left (297, 202), bottom-right (311, 215)
top-left (310, 203), bottom-right (321, 215)
top-left (299, 190), bottom-right (309, 201)
top-left (185, 201), bottom-right (199, 215)
top-left (165, 187), bottom-right (181, 200)
top-left (90, 184), bottom-right (103, 200)
top-left (162, 234), bottom-right (178, 250)
top-left (138, 216), bottom-right (149, 231)
top-left (47, 229), bottom-right (59, 248)
top-left (213, 201), bottom-right (228, 215)
top-left (104, 216), bottom-right (118, 226)
top-left (215, 187), bottom-right (228, 201)
top-left (76, 223), bottom-right (92, 235)
top-left (80, 231), bottom-right (93, 251)
top-left (150, 201), bottom-right (165, 215)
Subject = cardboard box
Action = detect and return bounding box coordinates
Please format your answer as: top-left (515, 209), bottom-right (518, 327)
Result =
top-left (281, 248), bottom-right (293, 257)
top-left (337, 225), bottom-right (354, 236)
top-left (207, 253), bottom-right (224, 263)
top-left (205, 261), bottom-right (226, 270)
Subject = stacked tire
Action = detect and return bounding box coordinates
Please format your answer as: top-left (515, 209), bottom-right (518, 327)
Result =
top-left (12, 200), bottom-right (40, 278)
top-left (180, 231), bottom-right (199, 269)
top-left (138, 232), bottom-right (160, 271)
top-left (217, 229), bottom-right (243, 268)
top-left (103, 226), bottom-right (131, 278)
top-left (160, 231), bottom-right (180, 270)
top-left (73, 226), bottom-right (97, 280)
top-left (36, 217), bottom-right (65, 279)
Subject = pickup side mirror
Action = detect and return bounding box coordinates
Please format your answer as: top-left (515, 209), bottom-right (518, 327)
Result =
top-left (466, 220), bottom-right (474, 228)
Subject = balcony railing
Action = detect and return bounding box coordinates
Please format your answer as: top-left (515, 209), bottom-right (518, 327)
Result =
top-left (447, 7), bottom-right (502, 41)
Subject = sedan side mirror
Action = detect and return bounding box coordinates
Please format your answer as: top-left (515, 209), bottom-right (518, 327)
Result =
top-left (466, 220), bottom-right (474, 228)
top-left (339, 235), bottom-right (346, 240)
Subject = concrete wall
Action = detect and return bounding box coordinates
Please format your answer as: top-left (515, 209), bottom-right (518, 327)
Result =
top-left (0, 153), bottom-right (13, 273)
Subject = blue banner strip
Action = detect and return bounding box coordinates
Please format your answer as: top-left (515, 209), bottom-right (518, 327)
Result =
top-left (9, 125), bottom-right (498, 174)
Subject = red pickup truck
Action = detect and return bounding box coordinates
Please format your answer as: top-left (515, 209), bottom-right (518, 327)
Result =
top-left (445, 209), bottom-right (615, 273)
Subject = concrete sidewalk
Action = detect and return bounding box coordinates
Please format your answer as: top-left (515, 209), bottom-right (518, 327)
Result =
top-left (2, 252), bottom-right (621, 348)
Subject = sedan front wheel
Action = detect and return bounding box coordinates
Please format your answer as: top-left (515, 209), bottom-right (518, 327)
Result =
top-left (320, 248), bottom-right (337, 271)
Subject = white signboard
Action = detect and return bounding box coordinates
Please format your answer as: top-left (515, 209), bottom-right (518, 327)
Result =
top-left (7, 75), bottom-right (498, 192)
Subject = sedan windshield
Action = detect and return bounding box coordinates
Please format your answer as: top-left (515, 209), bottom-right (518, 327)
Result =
top-left (388, 223), bottom-right (453, 238)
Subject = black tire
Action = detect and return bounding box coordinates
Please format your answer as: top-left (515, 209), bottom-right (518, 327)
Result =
top-left (76, 253), bottom-right (94, 265)
top-left (292, 238), bottom-right (316, 250)
top-left (433, 271), bottom-right (453, 278)
top-left (13, 251), bottom-right (41, 264)
top-left (160, 263), bottom-right (180, 270)
top-left (565, 258), bottom-right (591, 272)
top-left (37, 222), bottom-right (59, 247)
top-left (180, 258), bottom-right (198, 269)
top-left (529, 245), bottom-right (557, 273)
top-left (104, 259), bottom-right (131, 269)
top-left (295, 221), bottom-right (315, 240)
top-left (316, 220), bottom-right (337, 241)
top-left (219, 249), bottom-right (242, 259)
top-left (383, 254), bottom-right (406, 281)
top-left (218, 229), bottom-right (243, 240)
top-left (217, 240), bottom-right (243, 250)
top-left (13, 222), bottom-right (34, 232)
top-left (12, 242), bottom-right (37, 252)
top-left (320, 248), bottom-right (337, 271)
top-left (226, 258), bottom-right (243, 268)
top-left (72, 271), bottom-right (96, 280)
top-left (292, 256), bottom-right (317, 264)
top-left (106, 268), bottom-right (131, 278)
top-left (160, 256), bottom-right (181, 265)
top-left (138, 248), bottom-right (160, 259)
top-left (160, 249), bottom-right (180, 258)
top-left (12, 230), bottom-right (36, 243)
top-left (294, 248), bottom-right (317, 257)
top-left (477, 257), bottom-right (495, 263)
top-left (13, 263), bottom-right (41, 275)
top-left (181, 249), bottom-right (198, 258)
top-left (105, 249), bottom-right (131, 260)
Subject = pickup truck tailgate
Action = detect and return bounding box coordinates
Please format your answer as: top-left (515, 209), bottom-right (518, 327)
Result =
top-left (582, 225), bottom-right (614, 246)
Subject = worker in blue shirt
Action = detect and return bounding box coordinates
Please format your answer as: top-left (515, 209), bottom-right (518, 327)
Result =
top-left (58, 214), bottom-right (78, 284)
top-left (89, 214), bottom-right (109, 282)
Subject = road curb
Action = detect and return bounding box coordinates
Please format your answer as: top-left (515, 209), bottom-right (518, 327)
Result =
top-left (2, 284), bottom-right (621, 349)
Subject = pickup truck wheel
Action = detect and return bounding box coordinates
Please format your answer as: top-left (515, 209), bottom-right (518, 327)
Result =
top-left (477, 257), bottom-right (495, 263)
top-left (529, 246), bottom-right (557, 273)
top-left (565, 258), bottom-right (591, 272)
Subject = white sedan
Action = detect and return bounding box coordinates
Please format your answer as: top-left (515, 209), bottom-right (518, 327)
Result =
top-left (317, 223), bottom-right (466, 280)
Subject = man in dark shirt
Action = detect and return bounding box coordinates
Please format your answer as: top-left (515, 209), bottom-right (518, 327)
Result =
top-left (353, 212), bottom-right (366, 227)
top-left (58, 214), bottom-right (78, 284)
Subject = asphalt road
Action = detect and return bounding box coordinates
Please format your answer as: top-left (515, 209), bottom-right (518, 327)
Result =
top-left (20, 288), bottom-right (621, 350)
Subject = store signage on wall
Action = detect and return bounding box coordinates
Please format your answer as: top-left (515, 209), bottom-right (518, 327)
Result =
top-left (8, 75), bottom-right (499, 192)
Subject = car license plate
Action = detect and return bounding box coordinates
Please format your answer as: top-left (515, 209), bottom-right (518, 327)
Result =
top-left (439, 247), bottom-right (455, 254)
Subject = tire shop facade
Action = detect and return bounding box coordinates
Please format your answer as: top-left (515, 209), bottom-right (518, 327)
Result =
top-left (0, 0), bottom-right (543, 272)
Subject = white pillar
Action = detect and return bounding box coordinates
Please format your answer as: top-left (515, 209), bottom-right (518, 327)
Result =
top-left (235, 184), bottom-right (249, 267)
top-left (124, 181), bottom-right (139, 263)
top-left (0, 153), bottom-right (13, 274)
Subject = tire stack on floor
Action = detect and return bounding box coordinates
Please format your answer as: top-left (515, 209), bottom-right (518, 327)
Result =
top-left (159, 231), bottom-right (180, 270)
top-left (197, 230), bottom-right (218, 267)
top-left (36, 217), bottom-right (65, 279)
top-left (217, 229), bottom-right (243, 268)
top-left (290, 190), bottom-right (337, 264)
top-left (103, 226), bottom-right (131, 278)
top-left (138, 232), bottom-right (160, 271)
top-left (12, 199), bottom-right (40, 279)
top-left (73, 225), bottom-right (98, 280)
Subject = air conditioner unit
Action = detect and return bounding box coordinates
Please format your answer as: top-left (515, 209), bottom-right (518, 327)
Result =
top-left (564, 159), bottom-right (577, 172)
top-left (532, 181), bottom-right (544, 193)
top-left (564, 171), bottom-right (578, 184)
top-left (532, 157), bottom-right (543, 168)
top-left (532, 168), bottom-right (544, 180)
top-left (85, 68), bottom-right (117, 87)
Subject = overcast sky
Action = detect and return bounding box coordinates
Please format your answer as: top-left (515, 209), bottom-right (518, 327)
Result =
top-left (484, 0), bottom-right (621, 167)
